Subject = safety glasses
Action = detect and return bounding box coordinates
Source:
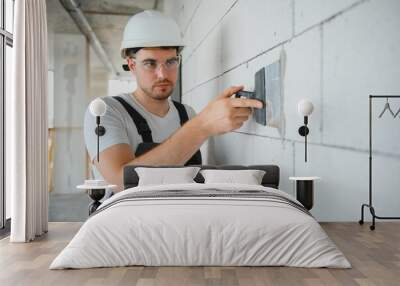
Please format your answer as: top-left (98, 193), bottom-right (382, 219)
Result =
top-left (130, 56), bottom-right (181, 72)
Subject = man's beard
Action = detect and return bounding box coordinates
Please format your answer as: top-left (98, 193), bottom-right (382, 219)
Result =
top-left (142, 80), bottom-right (174, 101)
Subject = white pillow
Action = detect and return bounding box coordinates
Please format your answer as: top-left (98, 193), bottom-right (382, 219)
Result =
top-left (200, 169), bottom-right (266, 185)
top-left (135, 167), bottom-right (201, 186)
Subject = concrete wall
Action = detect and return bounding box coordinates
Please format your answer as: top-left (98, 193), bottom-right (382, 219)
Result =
top-left (164, 0), bottom-right (400, 221)
top-left (51, 34), bottom-right (88, 194)
top-left (108, 77), bottom-right (137, 97)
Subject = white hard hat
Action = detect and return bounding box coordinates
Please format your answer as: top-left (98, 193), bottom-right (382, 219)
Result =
top-left (120, 10), bottom-right (184, 60)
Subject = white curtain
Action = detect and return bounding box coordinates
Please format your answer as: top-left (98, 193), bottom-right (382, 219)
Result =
top-left (9, 0), bottom-right (48, 242)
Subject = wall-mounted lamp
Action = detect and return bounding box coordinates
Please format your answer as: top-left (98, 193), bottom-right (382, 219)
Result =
top-left (89, 98), bottom-right (107, 162)
top-left (78, 98), bottom-right (116, 215)
top-left (297, 99), bottom-right (314, 162)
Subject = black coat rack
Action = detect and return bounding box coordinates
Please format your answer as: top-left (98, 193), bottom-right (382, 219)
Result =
top-left (359, 95), bottom-right (400, 230)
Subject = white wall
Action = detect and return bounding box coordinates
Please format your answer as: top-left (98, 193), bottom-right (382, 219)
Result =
top-left (164, 0), bottom-right (400, 221)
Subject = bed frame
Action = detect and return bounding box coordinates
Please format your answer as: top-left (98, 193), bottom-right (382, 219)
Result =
top-left (87, 165), bottom-right (280, 215)
top-left (123, 165), bottom-right (280, 189)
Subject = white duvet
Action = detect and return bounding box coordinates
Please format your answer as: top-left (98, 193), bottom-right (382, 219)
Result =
top-left (50, 183), bottom-right (351, 269)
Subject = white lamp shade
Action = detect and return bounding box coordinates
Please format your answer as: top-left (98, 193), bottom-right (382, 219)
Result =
top-left (297, 99), bottom-right (314, 116)
top-left (89, 98), bottom-right (107, 117)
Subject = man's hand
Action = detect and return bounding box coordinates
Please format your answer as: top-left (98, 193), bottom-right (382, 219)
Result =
top-left (197, 85), bottom-right (263, 136)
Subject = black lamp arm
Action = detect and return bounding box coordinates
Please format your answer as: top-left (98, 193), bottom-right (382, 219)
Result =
top-left (298, 116), bottom-right (310, 162)
top-left (94, 116), bottom-right (106, 162)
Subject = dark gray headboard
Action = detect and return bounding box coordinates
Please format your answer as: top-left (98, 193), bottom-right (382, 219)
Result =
top-left (123, 165), bottom-right (280, 189)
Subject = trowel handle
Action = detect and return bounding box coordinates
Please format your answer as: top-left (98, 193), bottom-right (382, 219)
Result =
top-left (235, 90), bottom-right (265, 108)
top-left (235, 90), bottom-right (254, 98)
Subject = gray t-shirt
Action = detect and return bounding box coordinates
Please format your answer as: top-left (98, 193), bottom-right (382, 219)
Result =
top-left (84, 93), bottom-right (196, 185)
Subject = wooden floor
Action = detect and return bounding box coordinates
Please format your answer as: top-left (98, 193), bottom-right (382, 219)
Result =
top-left (0, 222), bottom-right (399, 286)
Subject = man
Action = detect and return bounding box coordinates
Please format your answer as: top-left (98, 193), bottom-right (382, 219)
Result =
top-left (84, 10), bottom-right (262, 193)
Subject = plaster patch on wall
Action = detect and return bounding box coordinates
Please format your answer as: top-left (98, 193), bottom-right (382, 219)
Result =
top-left (265, 61), bottom-right (282, 129)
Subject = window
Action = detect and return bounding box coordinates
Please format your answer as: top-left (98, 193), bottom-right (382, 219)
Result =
top-left (0, 0), bottom-right (14, 234)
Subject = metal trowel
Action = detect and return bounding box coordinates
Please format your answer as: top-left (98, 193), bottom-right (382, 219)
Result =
top-left (235, 67), bottom-right (267, 125)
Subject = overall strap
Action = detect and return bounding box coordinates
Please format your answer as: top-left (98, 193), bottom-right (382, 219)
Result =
top-left (171, 101), bottom-right (202, 165)
top-left (172, 100), bottom-right (189, 125)
top-left (113, 96), bottom-right (153, 143)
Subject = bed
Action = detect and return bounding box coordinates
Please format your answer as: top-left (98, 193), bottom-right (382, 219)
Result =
top-left (50, 165), bottom-right (351, 269)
